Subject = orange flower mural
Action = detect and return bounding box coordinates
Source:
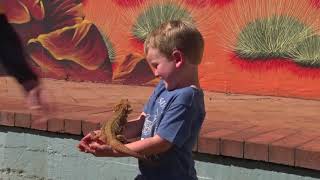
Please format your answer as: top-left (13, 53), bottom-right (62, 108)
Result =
top-left (212, 0), bottom-right (320, 99)
top-left (4, 0), bottom-right (44, 24)
top-left (185, 0), bottom-right (233, 7)
top-left (112, 53), bottom-right (155, 85)
top-left (3, 0), bottom-right (320, 100)
top-left (112, 0), bottom-right (145, 7)
top-left (83, 0), bottom-right (218, 86)
top-left (6, 0), bottom-right (112, 81)
top-left (27, 20), bottom-right (112, 81)
top-left (310, 0), bottom-right (320, 8)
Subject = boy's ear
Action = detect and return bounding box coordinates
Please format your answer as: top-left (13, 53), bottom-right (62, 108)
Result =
top-left (172, 49), bottom-right (184, 68)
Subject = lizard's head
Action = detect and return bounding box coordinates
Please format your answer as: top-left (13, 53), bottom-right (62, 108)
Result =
top-left (113, 99), bottom-right (132, 114)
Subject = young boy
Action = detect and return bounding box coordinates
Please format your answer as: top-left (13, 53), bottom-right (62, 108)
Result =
top-left (78, 20), bottom-right (206, 180)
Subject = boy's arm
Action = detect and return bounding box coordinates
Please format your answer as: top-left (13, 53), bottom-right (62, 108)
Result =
top-left (86, 134), bottom-right (172, 157)
top-left (123, 112), bottom-right (173, 155)
top-left (82, 112), bottom-right (173, 157)
top-left (125, 135), bottom-right (172, 156)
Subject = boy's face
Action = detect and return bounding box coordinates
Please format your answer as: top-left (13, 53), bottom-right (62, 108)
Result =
top-left (146, 47), bottom-right (177, 90)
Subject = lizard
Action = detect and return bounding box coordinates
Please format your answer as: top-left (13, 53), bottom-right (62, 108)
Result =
top-left (91, 99), bottom-right (147, 160)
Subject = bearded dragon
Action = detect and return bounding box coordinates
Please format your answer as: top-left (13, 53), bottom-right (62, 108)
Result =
top-left (91, 99), bottom-right (146, 160)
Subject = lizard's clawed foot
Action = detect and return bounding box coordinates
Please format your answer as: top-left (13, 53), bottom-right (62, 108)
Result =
top-left (116, 135), bottom-right (127, 144)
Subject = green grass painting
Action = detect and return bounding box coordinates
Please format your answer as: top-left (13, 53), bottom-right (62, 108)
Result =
top-left (132, 3), bottom-right (193, 41)
top-left (291, 35), bottom-right (320, 67)
top-left (235, 15), bottom-right (313, 59)
top-left (235, 15), bottom-right (320, 68)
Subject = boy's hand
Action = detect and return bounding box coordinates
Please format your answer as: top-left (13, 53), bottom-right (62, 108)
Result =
top-left (78, 130), bottom-right (101, 153)
top-left (78, 130), bottom-right (115, 157)
top-left (88, 142), bottom-right (114, 157)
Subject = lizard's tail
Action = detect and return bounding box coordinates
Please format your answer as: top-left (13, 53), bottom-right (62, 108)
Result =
top-left (110, 140), bottom-right (146, 160)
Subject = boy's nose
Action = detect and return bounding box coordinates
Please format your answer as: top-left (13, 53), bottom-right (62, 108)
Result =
top-left (153, 70), bottom-right (159, 77)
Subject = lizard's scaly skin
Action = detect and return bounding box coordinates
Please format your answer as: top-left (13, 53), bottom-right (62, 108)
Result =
top-left (96, 99), bottom-right (146, 160)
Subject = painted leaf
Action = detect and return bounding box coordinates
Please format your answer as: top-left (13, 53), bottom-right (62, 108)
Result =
top-left (28, 20), bottom-right (110, 71)
top-left (20, 0), bottom-right (45, 20)
top-left (113, 53), bottom-right (155, 84)
top-left (44, 0), bottom-right (84, 31)
top-left (4, 0), bottom-right (30, 23)
top-left (27, 42), bottom-right (68, 78)
top-left (3, 0), bottom-right (45, 23)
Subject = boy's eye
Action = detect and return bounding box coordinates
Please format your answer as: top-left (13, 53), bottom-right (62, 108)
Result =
top-left (151, 63), bottom-right (158, 69)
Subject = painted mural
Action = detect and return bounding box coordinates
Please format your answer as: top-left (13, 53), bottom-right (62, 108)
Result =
top-left (2, 0), bottom-right (320, 99)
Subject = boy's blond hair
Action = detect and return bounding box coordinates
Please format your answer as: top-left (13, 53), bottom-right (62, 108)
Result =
top-left (144, 20), bottom-right (204, 65)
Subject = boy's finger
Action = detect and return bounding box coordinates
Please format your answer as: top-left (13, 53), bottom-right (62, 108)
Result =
top-left (77, 143), bottom-right (85, 151)
top-left (82, 130), bottom-right (100, 142)
top-left (78, 141), bottom-right (91, 151)
top-left (81, 133), bottom-right (94, 142)
top-left (89, 142), bottom-right (109, 151)
top-left (88, 142), bottom-right (100, 149)
top-left (90, 143), bottom-right (110, 152)
top-left (77, 144), bottom-right (85, 152)
top-left (77, 142), bottom-right (87, 149)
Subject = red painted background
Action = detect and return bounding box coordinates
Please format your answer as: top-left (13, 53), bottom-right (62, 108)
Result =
top-left (2, 0), bottom-right (320, 100)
